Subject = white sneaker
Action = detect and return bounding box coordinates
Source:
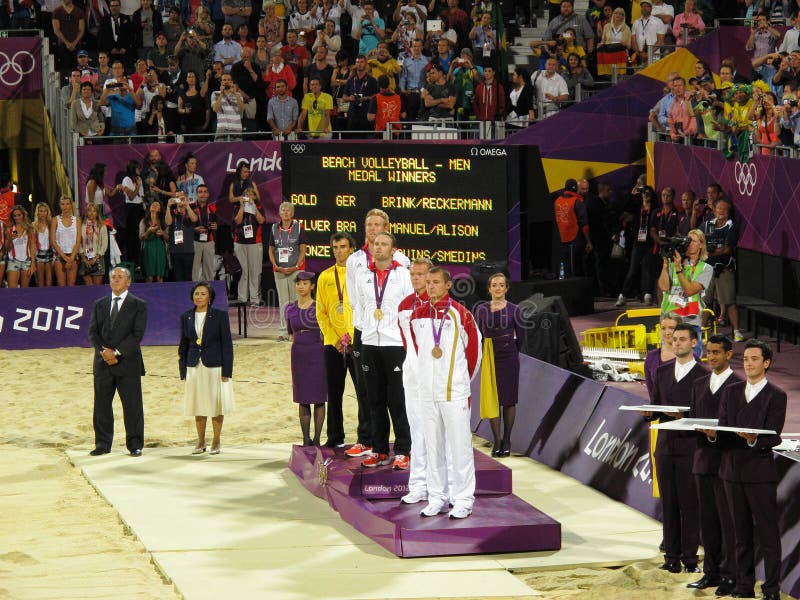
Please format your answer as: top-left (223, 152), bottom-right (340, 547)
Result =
top-left (615, 294), bottom-right (626, 308)
top-left (644, 293), bottom-right (653, 305)
top-left (401, 489), bottom-right (428, 504)
top-left (734, 330), bottom-right (744, 342)
top-left (448, 505), bottom-right (473, 519)
top-left (420, 502), bottom-right (448, 517)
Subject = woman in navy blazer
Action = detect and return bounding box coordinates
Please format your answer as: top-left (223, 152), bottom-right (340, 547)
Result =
top-left (179, 281), bottom-right (234, 455)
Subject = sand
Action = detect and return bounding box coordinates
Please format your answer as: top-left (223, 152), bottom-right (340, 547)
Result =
top-left (0, 341), bottom-right (789, 600)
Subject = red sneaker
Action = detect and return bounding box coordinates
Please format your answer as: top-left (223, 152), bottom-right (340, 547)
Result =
top-left (391, 454), bottom-right (409, 470)
top-left (344, 443), bottom-right (372, 457)
top-left (361, 453), bottom-right (390, 468)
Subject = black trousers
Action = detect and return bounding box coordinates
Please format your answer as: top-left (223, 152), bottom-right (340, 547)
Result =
top-left (124, 203), bottom-right (145, 267)
top-left (350, 329), bottom-right (372, 446)
top-left (695, 473), bottom-right (735, 579)
top-left (361, 344), bottom-right (410, 456)
top-left (323, 344), bottom-right (361, 446)
top-left (170, 252), bottom-right (194, 282)
top-left (723, 479), bottom-right (782, 596)
top-left (655, 450), bottom-right (700, 566)
top-left (93, 368), bottom-right (144, 452)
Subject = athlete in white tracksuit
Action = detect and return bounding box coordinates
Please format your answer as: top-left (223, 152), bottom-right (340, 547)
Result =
top-left (410, 267), bottom-right (482, 518)
top-left (397, 260), bottom-right (431, 503)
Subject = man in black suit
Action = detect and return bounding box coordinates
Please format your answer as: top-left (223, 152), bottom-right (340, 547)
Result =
top-left (88, 266), bottom-right (148, 457)
top-left (687, 334), bottom-right (741, 595)
top-left (97, 0), bottom-right (136, 69)
top-left (709, 340), bottom-right (786, 600)
top-left (643, 323), bottom-right (707, 573)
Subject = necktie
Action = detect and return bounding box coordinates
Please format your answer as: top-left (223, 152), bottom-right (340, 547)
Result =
top-left (111, 297), bottom-right (120, 325)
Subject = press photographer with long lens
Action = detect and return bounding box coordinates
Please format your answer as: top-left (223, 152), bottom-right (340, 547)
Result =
top-left (657, 229), bottom-right (713, 357)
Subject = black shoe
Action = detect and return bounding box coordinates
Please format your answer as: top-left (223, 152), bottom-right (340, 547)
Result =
top-left (89, 448), bottom-right (110, 456)
top-left (323, 440), bottom-right (344, 448)
top-left (130, 448), bottom-right (142, 457)
top-left (762, 594), bottom-right (781, 600)
top-left (659, 539), bottom-right (665, 552)
top-left (491, 443), bottom-right (501, 457)
top-left (730, 592), bottom-right (755, 598)
top-left (688, 575), bottom-right (721, 589)
top-left (500, 441), bottom-right (511, 457)
top-left (684, 565), bottom-right (701, 573)
top-left (660, 562), bottom-right (681, 573)
top-left (715, 578), bottom-right (736, 596)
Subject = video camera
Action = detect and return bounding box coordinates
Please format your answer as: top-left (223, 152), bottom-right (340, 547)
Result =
top-left (661, 235), bottom-right (690, 258)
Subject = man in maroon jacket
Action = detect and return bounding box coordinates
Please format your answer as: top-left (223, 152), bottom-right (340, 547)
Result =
top-left (472, 65), bottom-right (505, 123)
top-left (687, 334), bottom-right (741, 595)
top-left (644, 323), bottom-right (707, 573)
top-left (707, 339), bottom-right (786, 600)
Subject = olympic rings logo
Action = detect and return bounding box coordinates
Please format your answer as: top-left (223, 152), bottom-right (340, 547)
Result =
top-left (290, 143), bottom-right (306, 154)
top-left (733, 161), bottom-right (757, 196)
top-left (0, 50), bottom-right (36, 88)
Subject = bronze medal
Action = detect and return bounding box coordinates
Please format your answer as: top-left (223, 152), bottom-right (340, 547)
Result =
top-left (432, 346), bottom-right (443, 359)
top-left (196, 338), bottom-right (202, 345)
top-left (373, 308), bottom-right (383, 320)
top-left (336, 303), bottom-right (344, 314)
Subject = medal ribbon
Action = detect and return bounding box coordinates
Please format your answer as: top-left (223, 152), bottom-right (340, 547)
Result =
top-left (334, 264), bottom-right (344, 305)
top-left (431, 299), bottom-right (451, 349)
top-left (372, 265), bottom-right (392, 311)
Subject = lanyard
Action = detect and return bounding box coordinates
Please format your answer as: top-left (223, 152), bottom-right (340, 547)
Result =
top-left (334, 264), bottom-right (344, 305)
top-left (430, 299), bottom-right (451, 354)
top-left (373, 265), bottom-right (392, 310)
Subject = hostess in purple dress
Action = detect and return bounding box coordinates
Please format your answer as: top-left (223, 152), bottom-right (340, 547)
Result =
top-left (644, 347), bottom-right (676, 401)
top-left (475, 302), bottom-right (525, 407)
top-left (285, 300), bottom-right (327, 405)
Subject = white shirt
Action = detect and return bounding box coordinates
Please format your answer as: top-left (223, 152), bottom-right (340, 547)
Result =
top-left (346, 247), bottom-right (410, 330)
top-left (531, 70), bottom-right (568, 116)
top-left (352, 264), bottom-right (413, 346)
top-left (632, 16), bottom-right (665, 50)
top-left (110, 290), bottom-right (129, 315)
top-left (651, 3), bottom-right (674, 25)
top-left (673, 358), bottom-right (695, 382)
top-left (779, 27), bottom-right (800, 53)
top-left (709, 367), bottom-right (733, 395)
top-left (745, 378), bottom-right (769, 403)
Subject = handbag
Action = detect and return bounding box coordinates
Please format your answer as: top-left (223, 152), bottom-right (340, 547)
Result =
top-left (244, 98), bottom-right (258, 120)
top-left (610, 241), bottom-right (625, 260)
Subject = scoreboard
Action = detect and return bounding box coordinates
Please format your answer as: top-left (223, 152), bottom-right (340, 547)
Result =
top-left (280, 142), bottom-right (519, 267)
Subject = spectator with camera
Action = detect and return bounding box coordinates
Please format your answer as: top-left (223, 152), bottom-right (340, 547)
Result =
top-left (687, 80), bottom-right (724, 142)
top-left (289, 0), bottom-right (320, 45)
top-left (469, 11), bottom-right (497, 69)
top-left (751, 51), bottom-right (785, 98)
top-left (779, 12), bottom-right (800, 53)
top-left (672, 0), bottom-right (704, 47)
top-left (543, 1), bottom-right (594, 55)
top-left (658, 229), bottom-right (713, 355)
top-left (343, 55), bottom-right (379, 131)
top-left (164, 193), bottom-right (198, 281)
top-left (311, 0), bottom-right (342, 38)
top-left (393, 0), bottom-right (427, 26)
top-left (391, 13), bottom-right (422, 63)
top-left (354, 1), bottom-right (385, 57)
top-left (752, 91), bottom-right (783, 155)
top-left (746, 13), bottom-right (780, 60)
top-left (101, 77), bottom-right (142, 138)
top-left (174, 27), bottom-right (210, 81)
top-left (701, 198), bottom-right (743, 342)
top-left (211, 73), bottom-right (246, 137)
top-left (313, 19), bottom-right (342, 64)
top-left (778, 94), bottom-right (800, 146)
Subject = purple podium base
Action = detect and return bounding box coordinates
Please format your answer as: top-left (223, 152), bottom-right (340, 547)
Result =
top-left (288, 445), bottom-right (562, 558)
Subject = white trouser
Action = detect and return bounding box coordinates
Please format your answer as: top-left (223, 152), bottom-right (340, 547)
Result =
top-left (193, 240), bottom-right (215, 281)
top-left (274, 269), bottom-right (299, 334)
top-left (234, 242), bottom-right (262, 303)
top-left (423, 396), bottom-right (475, 509)
top-left (403, 377), bottom-right (427, 494)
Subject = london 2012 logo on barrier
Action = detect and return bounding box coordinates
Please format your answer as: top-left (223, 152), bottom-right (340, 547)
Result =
top-left (733, 161), bottom-right (757, 197)
top-left (0, 50), bottom-right (36, 87)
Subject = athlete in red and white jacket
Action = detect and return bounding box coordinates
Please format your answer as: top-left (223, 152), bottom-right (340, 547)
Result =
top-left (409, 266), bottom-right (482, 519)
top-left (397, 258), bottom-right (432, 504)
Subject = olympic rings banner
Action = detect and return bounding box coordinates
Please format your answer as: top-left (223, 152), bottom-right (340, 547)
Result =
top-left (0, 280), bottom-right (227, 350)
top-left (0, 37), bottom-right (42, 100)
top-left (653, 142), bottom-right (800, 262)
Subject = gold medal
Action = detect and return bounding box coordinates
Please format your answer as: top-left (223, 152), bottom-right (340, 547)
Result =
top-left (374, 308), bottom-right (383, 320)
top-left (336, 303), bottom-right (344, 314)
top-left (196, 338), bottom-right (202, 345)
top-left (432, 346), bottom-right (443, 359)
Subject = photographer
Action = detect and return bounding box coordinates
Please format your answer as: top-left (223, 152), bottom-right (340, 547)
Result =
top-left (354, 1), bottom-right (385, 57)
top-left (778, 96), bottom-right (800, 147)
top-left (100, 78), bottom-right (142, 138)
top-left (701, 199), bottom-right (743, 342)
top-left (342, 54), bottom-right (379, 131)
top-left (165, 192), bottom-right (198, 282)
top-left (174, 27), bottom-right (209, 83)
top-left (752, 51), bottom-right (788, 98)
top-left (469, 11), bottom-right (497, 69)
top-left (750, 91), bottom-right (782, 155)
top-left (210, 73), bottom-right (246, 138)
top-left (658, 229), bottom-right (713, 357)
top-left (687, 81), bottom-right (723, 142)
top-left (745, 13), bottom-right (780, 60)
